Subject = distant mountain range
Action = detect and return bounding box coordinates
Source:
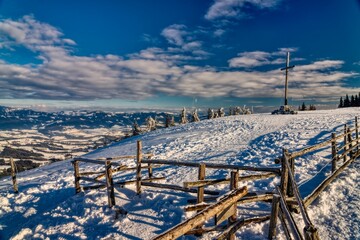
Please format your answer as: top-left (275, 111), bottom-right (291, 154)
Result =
top-left (0, 105), bottom-right (171, 132)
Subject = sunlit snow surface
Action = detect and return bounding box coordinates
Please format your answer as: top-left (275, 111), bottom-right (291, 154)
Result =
top-left (0, 108), bottom-right (359, 239)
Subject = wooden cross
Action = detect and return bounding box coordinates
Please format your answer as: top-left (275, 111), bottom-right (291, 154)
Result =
top-left (280, 52), bottom-right (295, 106)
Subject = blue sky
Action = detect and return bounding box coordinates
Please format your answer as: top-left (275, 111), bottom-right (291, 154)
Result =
top-left (0, 0), bottom-right (359, 111)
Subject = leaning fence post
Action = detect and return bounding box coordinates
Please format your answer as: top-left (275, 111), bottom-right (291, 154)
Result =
top-left (280, 149), bottom-right (289, 197)
top-left (105, 160), bottom-right (116, 208)
top-left (331, 133), bottom-right (337, 172)
top-left (286, 154), bottom-right (294, 198)
top-left (136, 140), bottom-right (143, 195)
top-left (343, 124), bottom-right (348, 163)
top-left (72, 160), bottom-right (81, 194)
top-left (10, 158), bottom-right (18, 193)
top-left (268, 194), bottom-right (280, 239)
top-left (228, 171), bottom-right (239, 240)
top-left (355, 116), bottom-right (359, 151)
top-left (347, 128), bottom-right (353, 160)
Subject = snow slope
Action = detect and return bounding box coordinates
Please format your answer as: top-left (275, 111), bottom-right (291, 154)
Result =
top-left (0, 108), bottom-right (359, 240)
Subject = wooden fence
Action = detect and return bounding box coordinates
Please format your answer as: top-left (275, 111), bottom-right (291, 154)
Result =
top-left (70, 116), bottom-right (359, 239)
top-left (268, 116), bottom-right (360, 240)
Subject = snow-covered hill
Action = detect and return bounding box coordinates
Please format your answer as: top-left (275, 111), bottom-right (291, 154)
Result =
top-left (0, 108), bottom-right (359, 240)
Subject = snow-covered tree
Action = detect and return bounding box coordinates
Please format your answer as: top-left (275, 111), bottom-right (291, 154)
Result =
top-left (191, 109), bottom-right (200, 122)
top-left (146, 116), bottom-right (156, 131)
top-left (165, 114), bottom-right (175, 128)
top-left (218, 108), bottom-right (225, 117)
top-left (132, 121), bottom-right (142, 136)
top-left (180, 107), bottom-right (188, 124)
top-left (207, 108), bottom-right (214, 119)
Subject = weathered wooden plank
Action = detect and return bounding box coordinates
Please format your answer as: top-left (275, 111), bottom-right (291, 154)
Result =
top-left (73, 157), bottom-right (108, 165)
top-left (344, 124), bottom-right (348, 162)
top-left (283, 155), bottom-right (313, 228)
top-left (268, 194), bottom-right (280, 239)
top-left (105, 160), bottom-right (116, 208)
top-left (280, 149), bottom-right (289, 196)
top-left (356, 116), bottom-right (359, 151)
top-left (277, 188), bottom-right (303, 240)
top-left (183, 172), bottom-right (277, 188)
top-left (10, 159), bottom-right (18, 193)
top-left (142, 158), bottom-right (281, 173)
top-left (331, 133), bottom-right (337, 172)
top-left (141, 182), bottom-right (220, 195)
top-left (151, 187), bottom-right (248, 240)
top-left (72, 160), bottom-right (81, 194)
top-left (197, 163), bottom-right (206, 204)
top-left (136, 140), bottom-right (142, 195)
top-left (96, 153), bottom-right (153, 161)
top-left (185, 194), bottom-right (274, 212)
top-left (115, 177), bottom-right (165, 187)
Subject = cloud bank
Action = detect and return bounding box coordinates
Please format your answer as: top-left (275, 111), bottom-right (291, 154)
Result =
top-left (0, 15), bottom-right (357, 102)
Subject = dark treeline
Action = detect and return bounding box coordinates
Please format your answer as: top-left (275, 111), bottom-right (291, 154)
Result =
top-left (338, 93), bottom-right (360, 108)
top-left (298, 102), bottom-right (316, 111)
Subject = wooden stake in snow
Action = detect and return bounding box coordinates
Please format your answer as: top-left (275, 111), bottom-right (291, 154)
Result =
top-left (136, 140), bottom-right (142, 195)
top-left (10, 158), bottom-right (18, 193)
top-left (331, 133), bottom-right (338, 173)
top-left (343, 124), bottom-right (348, 162)
top-left (355, 116), bottom-right (359, 151)
top-left (105, 160), bottom-right (116, 208)
top-left (72, 160), bottom-right (81, 194)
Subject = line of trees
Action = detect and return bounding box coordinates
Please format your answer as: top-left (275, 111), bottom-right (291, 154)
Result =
top-left (298, 102), bottom-right (316, 111)
top-left (338, 93), bottom-right (360, 108)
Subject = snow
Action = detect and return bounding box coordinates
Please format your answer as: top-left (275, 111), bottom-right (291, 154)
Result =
top-left (0, 108), bottom-right (359, 239)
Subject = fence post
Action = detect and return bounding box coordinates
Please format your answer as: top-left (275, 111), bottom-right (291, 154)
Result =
top-left (197, 163), bottom-right (206, 205)
top-left (194, 163), bottom-right (206, 236)
top-left (347, 128), bottom-right (353, 160)
top-left (72, 160), bottom-right (81, 194)
top-left (147, 155), bottom-right (153, 178)
top-left (355, 116), bottom-right (359, 151)
top-left (105, 160), bottom-right (116, 208)
top-left (331, 133), bottom-right (337, 173)
top-left (280, 149), bottom-right (289, 197)
top-left (343, 124), bottom-right (348, 163)
top-left (286, 154), bottom-right (294, 198)
top-left (228, 171), bottom-right (239, 240)
top-left (268, 195), bottom-right (280, 239)
top-left (136, 140), bottom-right (143, 195)
top-left (10, 159), bottom-right (18, 193)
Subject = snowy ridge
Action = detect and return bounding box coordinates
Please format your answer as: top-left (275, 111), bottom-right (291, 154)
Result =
top-left (0, 108), bottom-right (359, 239)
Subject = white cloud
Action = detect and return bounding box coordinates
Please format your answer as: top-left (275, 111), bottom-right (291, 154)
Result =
top-left (228, 48), bottom-right (298, 68)
top-left (0, 15), bottom-right (357, 103)
top-left (161, 24), bottom-right (187, 46)
top-left (205, 0), bottom-right (281, 20)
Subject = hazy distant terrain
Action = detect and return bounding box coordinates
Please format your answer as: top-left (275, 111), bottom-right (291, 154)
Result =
top-left (0, 106), bottom-right (169, 176)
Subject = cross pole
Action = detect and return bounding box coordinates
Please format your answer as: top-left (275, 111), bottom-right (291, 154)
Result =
top-left (280, 52), bottom-right (295, 106)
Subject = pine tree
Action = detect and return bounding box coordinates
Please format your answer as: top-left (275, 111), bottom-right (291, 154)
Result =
top-left (339, 97), bottom-right (343, 108)
top-left (344, 94), bottom-right (350, 107)
top-left (351, 95), bottom-right (355, 107)
top-left (301, 102), bottom-right (307, 111)
top-left (356, 95), bottom-right (360, 107)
